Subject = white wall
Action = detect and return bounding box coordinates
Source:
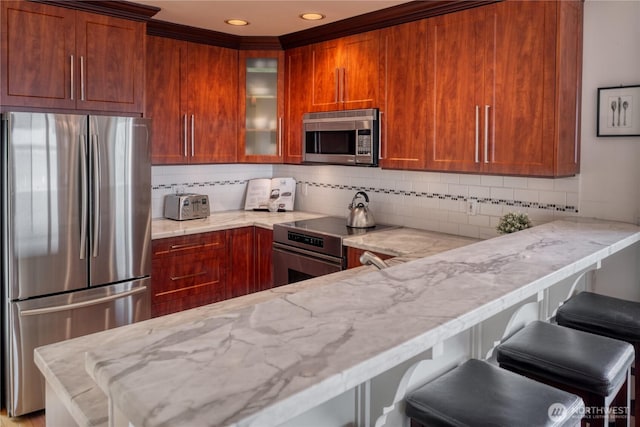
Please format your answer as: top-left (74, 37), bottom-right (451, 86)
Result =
top-left (579, 0), bottom-right (640, 300)
top-left (579, 0), bottom-right (640, 224)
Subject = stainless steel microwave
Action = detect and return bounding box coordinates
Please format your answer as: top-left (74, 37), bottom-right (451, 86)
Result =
top-left (302, 108), bottom-right (379, 166)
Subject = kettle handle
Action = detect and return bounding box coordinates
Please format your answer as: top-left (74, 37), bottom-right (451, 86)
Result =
top-left (354, 191), bottom-right (369, 203)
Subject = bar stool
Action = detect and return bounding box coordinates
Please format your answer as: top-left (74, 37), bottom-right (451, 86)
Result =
top-left (405, 358), bottom-right (584, 427)
top-left (557, 291), bottom-right (640, 426)
top-left (497, 320), bottom-right (634, 427)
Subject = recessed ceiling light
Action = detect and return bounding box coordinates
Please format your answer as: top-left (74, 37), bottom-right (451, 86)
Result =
top-left (225, 19), bottom-right (249, 26)
top-left (300, 13), bottom-right (325, 21)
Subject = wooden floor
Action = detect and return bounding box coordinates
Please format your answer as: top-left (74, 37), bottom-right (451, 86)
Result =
top-left (0, 409), bottom-right (45, 427)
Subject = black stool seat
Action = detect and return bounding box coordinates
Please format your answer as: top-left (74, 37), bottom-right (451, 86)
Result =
top-left (556, 291), bottom-right (640, 342)
top-left (497, 321), bottom-right (634, 396)
top-left (405, 359), bottom-right (584, 427)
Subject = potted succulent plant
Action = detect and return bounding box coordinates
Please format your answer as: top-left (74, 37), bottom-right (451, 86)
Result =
top-left (496, 212), bottom-right (532, 234)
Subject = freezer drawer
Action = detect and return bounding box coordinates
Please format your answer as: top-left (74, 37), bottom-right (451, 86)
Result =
top-left (5, 279), bottom-right (150, 417)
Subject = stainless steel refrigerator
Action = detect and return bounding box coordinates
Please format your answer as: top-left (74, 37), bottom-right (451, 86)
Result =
top-left (1, 112), bottom-right (151, 416)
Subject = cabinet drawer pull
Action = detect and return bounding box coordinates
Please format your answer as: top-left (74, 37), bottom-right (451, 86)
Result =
top-left (169, 243), bottom-right (206, 250)
top-left (170, 271), bottom-right (207, 281)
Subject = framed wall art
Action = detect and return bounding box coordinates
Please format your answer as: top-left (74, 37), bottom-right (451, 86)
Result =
top-left (597, 84), bottom-right (640, 137)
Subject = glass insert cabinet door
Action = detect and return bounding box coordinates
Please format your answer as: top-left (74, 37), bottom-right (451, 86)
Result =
top-left (240, 51), bottom-right (284, 161)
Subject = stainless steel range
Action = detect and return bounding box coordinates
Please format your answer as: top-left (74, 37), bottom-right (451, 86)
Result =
top-left (272, 216), bottom-right (395, 286)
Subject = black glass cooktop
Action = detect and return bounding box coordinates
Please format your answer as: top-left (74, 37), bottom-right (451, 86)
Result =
top-left (280, 216), bottom-right (396, 237)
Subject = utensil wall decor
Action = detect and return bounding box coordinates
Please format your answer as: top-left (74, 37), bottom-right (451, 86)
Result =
top-left (597, 84), bottom-right (640, 137)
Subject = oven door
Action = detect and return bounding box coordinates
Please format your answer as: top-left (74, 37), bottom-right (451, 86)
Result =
top-left (273, 242), bottom-right (344, 287)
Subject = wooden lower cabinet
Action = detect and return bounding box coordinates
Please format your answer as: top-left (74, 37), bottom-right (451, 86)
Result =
top-left (151, 227), bottom-right (275, 317)
top-left (227, 227), bottom-right (255, 299)
top-left (346, 247), bottom-right (393, 269)
top-left (151, 231), bottom-right (227, 317)
top-left (255, 228), bottom-right (274, 292)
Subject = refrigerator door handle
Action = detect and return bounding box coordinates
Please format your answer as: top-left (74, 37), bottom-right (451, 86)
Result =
top-left (19, 286), bottom-right (147, 316)
top-left (80, 135), bottom-right (88, 259)
top-left (91, 134), bottom-right (100, 258)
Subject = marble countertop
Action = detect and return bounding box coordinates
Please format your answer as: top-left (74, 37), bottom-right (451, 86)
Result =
top-left (343, 227), bottom-right (478, 258)
top-left (34, 212), bottom-right (479, 427)
top-left (151, 211), bottom-right (327, 239)
top-left (152, 210), bottom-right (478, 259)
top-left (56, 218), bottom-right (639, 427)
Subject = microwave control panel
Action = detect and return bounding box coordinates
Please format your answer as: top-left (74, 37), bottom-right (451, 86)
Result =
top-left (356, 130), bottom-right (372, 155)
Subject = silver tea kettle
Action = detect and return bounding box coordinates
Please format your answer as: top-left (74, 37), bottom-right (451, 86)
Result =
top-left (347, 191), bottom-right (376, 228)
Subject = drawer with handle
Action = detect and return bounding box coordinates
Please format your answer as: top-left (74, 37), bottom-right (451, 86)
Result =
top-left (152, 231), bottom-right (226, 258)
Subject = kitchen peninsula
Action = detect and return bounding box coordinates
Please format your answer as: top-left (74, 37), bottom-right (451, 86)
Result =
top-left (36, 218), bottom-right (640, 427)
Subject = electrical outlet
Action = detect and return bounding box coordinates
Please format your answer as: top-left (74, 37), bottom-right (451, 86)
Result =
top-left (467, 200), bottom-right (478, 216)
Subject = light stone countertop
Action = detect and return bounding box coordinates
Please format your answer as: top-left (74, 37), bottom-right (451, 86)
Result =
top-left (63, 218), bottom-right (640, 427)
top-left (343, 227), bottom-right (479, 258)
top-left (151, 210), bottom-right (328, 239)
top-left (34, 211), bottom-right (479, 427)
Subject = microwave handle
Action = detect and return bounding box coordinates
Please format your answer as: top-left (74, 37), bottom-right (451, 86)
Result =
top-left (378, 111), bottom-right (384, 160)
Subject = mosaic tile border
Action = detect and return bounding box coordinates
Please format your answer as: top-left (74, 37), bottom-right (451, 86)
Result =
top-left (152, 180), bottom-right (247, 191)
top-left (152, 179), bottom-right (578, 213)
top-left (297, 180), bottom-right (579, 213)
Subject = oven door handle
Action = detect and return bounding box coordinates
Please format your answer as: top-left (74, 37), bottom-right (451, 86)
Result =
top-left (272, 242), bottom-right (344, 265)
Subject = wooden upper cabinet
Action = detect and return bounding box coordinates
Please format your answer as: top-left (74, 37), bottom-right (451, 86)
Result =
top-left (146, 36), bottom-right (185, 164)
top-left (146, 37), bottom-right (238, 164)
top-left (379, 20), bottom-right (429, 170)
top-left (484, 1), bottom-right (555, 176)
top-left (187, 42), bottom-right (238, 163)
top-left (424, 8), bottom-right (485, 173)
top-left (1, 1), bottom-right (75, 109)
top-left (74, 12), bottom-right (144, 113)
top-left (422, 1), bottom-right (582, 177)
top-left (0, 1), bottom-right (143, 113)
top-left (283, 46), bottom-right (310, 164)
top-left (309, 31), bottom-right (382, 111)
top-left (238, 50), bottom-right (285, 164)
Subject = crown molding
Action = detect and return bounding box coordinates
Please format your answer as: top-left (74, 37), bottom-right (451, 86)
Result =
top-left (146, 19), bottom-right (282, 50)
top-left (279, 0), bottom-right (498, 49)
top-left (31, 0), bottom-right (160, 21)
top-left (32, 0), bottom-right (499, 50)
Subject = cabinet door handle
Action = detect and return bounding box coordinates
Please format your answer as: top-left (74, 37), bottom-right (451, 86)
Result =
top-left (183, 114), bottom-right (188, 157)
top-left (70, 55), bottom-right (74, 100)
top-left (191, 114), bottom-right (195, 157)
top-left (278, 117), bottom-right (283, 157)
top-left (484, 105), bottom-right (490, 164)
top-left (170, 271), bottom-right (207, 281)
top-left (334, 68), bottom-right (339, 103)
top-left (475, 105), bottom-right (480, 163)
top-left (80, 56), bottom-right (85, 101)
top-left (340, 68), bottom-right (345, 103)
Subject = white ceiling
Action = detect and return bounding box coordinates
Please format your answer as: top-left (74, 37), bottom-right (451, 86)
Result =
top-left (135, 1), bottom-right (412, 36)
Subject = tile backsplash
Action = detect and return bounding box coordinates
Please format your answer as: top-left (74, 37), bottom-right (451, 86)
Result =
top-left (152, 163), bottom-right (579, 240)
top-left (152, 164), bottom-right (273, 218)
top-left (275, 164), bottom-right (579, 239)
